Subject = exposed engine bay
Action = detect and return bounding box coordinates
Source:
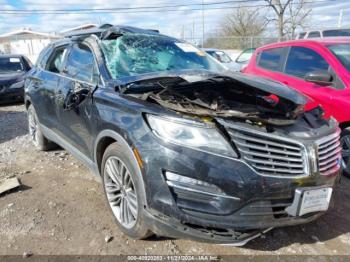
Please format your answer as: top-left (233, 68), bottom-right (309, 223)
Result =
top-left (120, 71), bottom-right (317, 126)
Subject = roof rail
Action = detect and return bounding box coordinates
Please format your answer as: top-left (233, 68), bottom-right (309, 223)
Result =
top-left (63, 28), bottom-right (105, 38)
top-left (63, 25), bottom-right (161, 39)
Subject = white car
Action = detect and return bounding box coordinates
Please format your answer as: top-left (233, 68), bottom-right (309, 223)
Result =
top-left (296, 27), bottom-right (350, 39)
top-left (204, 48), bottom-right (255, 72)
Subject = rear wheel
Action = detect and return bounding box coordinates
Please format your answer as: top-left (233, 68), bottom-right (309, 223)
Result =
top-left (101, 142), bottom-right (151, 239)
top-left (27, 104), bottom-right (55, 151)
top-left (341, 128), bottom-right (350, 178)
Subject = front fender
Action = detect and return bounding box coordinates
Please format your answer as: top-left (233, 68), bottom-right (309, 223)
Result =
top-left (94, 129), bottom-right (149, 207)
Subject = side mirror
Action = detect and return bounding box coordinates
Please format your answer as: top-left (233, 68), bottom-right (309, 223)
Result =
top-left (64, 82), bottom-right (90, 110)
top-left (304, 70), bottom-right (333, 86)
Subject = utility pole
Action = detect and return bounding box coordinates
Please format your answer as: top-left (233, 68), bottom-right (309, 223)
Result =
top-left (338, 9), bottom-right (344, 28)
top-left (192, 19), bottom-right (195, 45)
top-left (202, 0), bottom-right (205, 48)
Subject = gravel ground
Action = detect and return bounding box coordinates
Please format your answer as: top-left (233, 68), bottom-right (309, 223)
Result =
top-left (1, 104), bottom-right (350, 256)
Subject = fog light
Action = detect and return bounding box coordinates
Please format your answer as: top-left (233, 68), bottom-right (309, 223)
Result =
top-left (165, 171), bottom-right (239, 200)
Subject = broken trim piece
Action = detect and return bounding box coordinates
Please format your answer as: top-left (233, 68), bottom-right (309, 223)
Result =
top-left (0, 177), bottom-right (21, 195)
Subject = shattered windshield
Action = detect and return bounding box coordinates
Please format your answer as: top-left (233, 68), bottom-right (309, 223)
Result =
top-left (100, 34), bottom-right (224, 78)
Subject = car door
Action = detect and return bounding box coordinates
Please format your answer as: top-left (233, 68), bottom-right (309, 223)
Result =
top-left (55, 43), bottom-right (99, 158)
top-left (27, 45), bottom-right (69, 130)
top-left (252, 46), bottom-right (344, 118)
top-left (280, 46), bottom-right (344, 119)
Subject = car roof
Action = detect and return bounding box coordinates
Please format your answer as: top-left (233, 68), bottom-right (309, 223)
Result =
top-left (64, 24), bottom-right (165, 39)
top-left (300, 27), bottom-right (350, 32)
top-left (50, 24), bottom-right (177, 48)
top-left (257, 37), bottom-right (350, 51)
top-left (0, 54), bottom-right (24, 58)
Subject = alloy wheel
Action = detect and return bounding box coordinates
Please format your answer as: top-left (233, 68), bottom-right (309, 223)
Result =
top-left (28, 110), bottom-right (38, 146)
top-left (104, 156), bottom-right (138, 229)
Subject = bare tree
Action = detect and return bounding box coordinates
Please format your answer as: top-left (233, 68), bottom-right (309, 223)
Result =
top-left (212, 7), bottom-right (269, 49)
top-left (220, 7), bottom-right (269, 37)
top-left (265, 0), bottom-right (312, 40)
top-left (285, 1), bottom-right (312, 38)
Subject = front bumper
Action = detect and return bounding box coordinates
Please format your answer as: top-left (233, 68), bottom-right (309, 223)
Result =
top-left (0, 85), bottom-right (24, 103)
top-left (133, 127), bottom-right (340, 244)
top-left (143, 191), bottom-right (331, 244)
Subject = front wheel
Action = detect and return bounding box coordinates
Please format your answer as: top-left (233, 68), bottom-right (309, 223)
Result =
top-left (341, 128), bottom-right (350, 178)
top-left (101, 142), bottom-right (151, 239)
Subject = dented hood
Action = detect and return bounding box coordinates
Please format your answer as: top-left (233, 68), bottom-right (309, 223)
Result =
top-left (117, 69), bottom-right (308, 125)
top-left (117, 69), bottom-right (307, 105)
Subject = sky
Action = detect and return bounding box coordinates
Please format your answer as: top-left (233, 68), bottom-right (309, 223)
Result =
top-left (0, 0), bottom-right (349, 39)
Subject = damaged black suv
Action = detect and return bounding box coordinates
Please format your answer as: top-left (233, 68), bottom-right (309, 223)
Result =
top-left (25, 25), bottom-right (342, 245)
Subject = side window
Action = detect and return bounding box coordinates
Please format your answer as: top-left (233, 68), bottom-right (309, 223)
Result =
top-left (307, 31), bottom-right (321, 38)
top-left (46, 46), bottom-right (68, 73)
top-left (65, 44), bottom-right (98, 84)
top-left (298, 32), bottom-right (306, 39)
top-left (36, 47), bottom-right (50, 68)
top-left (285, 46), bottom-right (329, 78)
top-left (257, 47), bottom-right (285, 71)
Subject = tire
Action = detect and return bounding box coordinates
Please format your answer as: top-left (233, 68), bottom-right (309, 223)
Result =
top-left (341, 128), bottom-right (350, 178)
top-left (27, 104), bottom-right (55, 151)
top-left (101, 142), bottom-right (151, 239)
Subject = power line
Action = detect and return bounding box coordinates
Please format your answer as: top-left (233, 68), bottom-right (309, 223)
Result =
top-left (0, 0), bottom-right (335, 14)
top-left (1, 0), bottom-right (265, 11)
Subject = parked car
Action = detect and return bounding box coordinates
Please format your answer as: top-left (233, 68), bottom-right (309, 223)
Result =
top-left (0, 54), bottom-right (32, 104)
top-left (25, 25), bottom-right (341, 245)
top-left (243, 37), bottom-right (350, 177)
top-left (233, 47), bottom-right (256, 70)
top-left (297, 28), bottom-right (350, 39)
top-left (203, 48), bottom-right (239, 71)
top-left (204, 48), bottom-right (255, 72)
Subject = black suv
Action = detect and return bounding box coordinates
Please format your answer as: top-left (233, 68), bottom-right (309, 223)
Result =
top-left (25, 25), bottom-right (341, 245)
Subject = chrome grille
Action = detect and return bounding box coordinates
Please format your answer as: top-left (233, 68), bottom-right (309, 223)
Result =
top-left (228, 127), bottom-right (307, 177)
top-left (317, 129), bottom-right (341, 175)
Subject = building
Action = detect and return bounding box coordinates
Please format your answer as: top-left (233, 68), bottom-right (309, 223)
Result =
top-left (0, 28), bottom-right (60, 63)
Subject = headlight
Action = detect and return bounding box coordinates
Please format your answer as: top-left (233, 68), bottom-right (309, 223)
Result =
top-left (146, 114), bottom-right (237, 158)
top-left (10, 80), bottom-right (25, 89)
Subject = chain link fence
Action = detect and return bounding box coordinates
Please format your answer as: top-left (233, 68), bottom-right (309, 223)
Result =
top-left (183, 36), bottom-right (290, 50)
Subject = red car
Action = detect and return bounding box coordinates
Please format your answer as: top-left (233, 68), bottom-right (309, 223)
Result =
top-left (243, 37), bottom-right (350, 176)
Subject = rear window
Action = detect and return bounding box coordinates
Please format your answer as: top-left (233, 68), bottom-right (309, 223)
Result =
top-left (307, 31), bottom-right (321, 38)
top-left (323, 29), bottom-right (350, 37)
top-left (257, 48), bottom-right (285, 71)
top-left (298, 32), bottom-right (306, 39)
